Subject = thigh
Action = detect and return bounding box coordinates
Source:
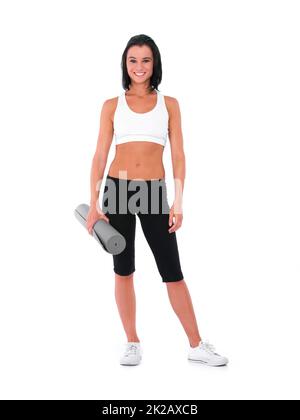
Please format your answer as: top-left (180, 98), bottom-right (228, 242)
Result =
top-left (101, 178), bottom-right (136, 276)
top-left (137, 177), bottom-right (183, 282)
top-left (137, 210), bottom-right (184, 283)
top-left (108, 212), bottom-right (136, 276)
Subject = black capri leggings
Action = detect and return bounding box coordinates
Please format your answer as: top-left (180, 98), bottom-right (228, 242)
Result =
top-left (101, 175), bottom-right (184, 283)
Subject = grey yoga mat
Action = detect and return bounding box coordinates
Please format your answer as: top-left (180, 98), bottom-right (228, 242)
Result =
top-left (74, 203), bottom-right (126, 255)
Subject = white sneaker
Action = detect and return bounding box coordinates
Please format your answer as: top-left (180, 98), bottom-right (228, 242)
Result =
top-left (120, 342), bottom-right (142, 366)
top-left (188, 341), bottom-right (229, 367)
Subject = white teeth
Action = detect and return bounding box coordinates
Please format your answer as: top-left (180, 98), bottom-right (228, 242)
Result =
top-left (135, 73), bottom-right (145, 76)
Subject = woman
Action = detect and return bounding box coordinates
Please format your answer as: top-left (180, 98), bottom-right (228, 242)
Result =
top-left (86, 34), bottom-right (228, 367)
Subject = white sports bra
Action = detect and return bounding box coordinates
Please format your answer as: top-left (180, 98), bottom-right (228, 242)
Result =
top-left (113, 89), bottom-right (169, 147)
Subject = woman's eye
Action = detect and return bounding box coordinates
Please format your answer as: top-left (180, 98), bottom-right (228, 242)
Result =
top-left (130, 60), bottom-right (150, 63)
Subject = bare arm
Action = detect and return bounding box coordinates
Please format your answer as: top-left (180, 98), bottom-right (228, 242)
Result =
top-left (166, 96), bottom-right (186, 233)
top-left (168, 97), bottom-right (186, 207)
top-left (90, 99), bottom-right (114, 207)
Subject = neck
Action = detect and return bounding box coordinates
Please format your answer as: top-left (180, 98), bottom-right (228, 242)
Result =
top-left (127, 83), bottom-right (154, 96)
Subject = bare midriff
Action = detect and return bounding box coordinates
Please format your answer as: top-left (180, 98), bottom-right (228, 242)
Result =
top-left (108, 141), bottom-right (165, 181)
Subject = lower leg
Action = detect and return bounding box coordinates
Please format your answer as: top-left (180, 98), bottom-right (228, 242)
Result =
top-left (115, 273), bottom-right (140, 343)
top-left (165, 279), bottom-right (202, 347)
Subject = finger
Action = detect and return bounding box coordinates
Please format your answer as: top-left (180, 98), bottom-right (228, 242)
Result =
top-left (168, 222), bottom-right (178, 233)
top-left (170, 224), bottom-right (181, 233)
top-left (169, 216), bottom-right (182, 233)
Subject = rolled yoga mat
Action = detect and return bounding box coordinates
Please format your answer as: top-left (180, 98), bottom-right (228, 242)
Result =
top-left (74, 203), bottom-right (126, 255)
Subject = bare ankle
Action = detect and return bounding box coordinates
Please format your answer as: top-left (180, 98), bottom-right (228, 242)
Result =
top-left (189, 339), bottom-right (201, 348)
top-left (127, 337), bottom-right (140, 343)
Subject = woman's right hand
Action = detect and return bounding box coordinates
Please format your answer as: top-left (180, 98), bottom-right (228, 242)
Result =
top-left (86, 203), bottom-right (110, 235)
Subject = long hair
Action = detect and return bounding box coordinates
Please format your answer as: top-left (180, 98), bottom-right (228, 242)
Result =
top-left (121, 34), bottom-right (162, 92)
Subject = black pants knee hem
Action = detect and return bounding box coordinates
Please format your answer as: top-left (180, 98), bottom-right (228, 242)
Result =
top-left (162, 276), bottom-right (184, 283)
top-left (114, 268), bottom-right (135, 277)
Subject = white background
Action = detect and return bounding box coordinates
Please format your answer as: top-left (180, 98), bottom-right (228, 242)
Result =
top-left (0, 0), bottom-right (299, 400)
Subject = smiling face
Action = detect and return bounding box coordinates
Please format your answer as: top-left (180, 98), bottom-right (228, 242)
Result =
top-left (126, 44), bottom-right (154, 88)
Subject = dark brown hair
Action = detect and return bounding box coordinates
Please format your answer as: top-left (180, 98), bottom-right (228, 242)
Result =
top-left (121, 34), bottom-right (162, 92)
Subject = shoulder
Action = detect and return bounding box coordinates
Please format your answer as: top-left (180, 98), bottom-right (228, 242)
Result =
top-left (101, 96), bottom-right (120, 122)
top-left (163, 95), bottom-right (180, 118)
top-left (102, 96), bottom-right (119, 109)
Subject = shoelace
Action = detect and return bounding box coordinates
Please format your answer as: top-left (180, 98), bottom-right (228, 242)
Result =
top-left (125, 344), bottom-right (138, 356)
top-left (201, 341), bottom-right (217, 355)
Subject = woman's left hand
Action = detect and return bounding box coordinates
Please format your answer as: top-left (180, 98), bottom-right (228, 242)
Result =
top-left (168, 200), bottom-right (183, 233)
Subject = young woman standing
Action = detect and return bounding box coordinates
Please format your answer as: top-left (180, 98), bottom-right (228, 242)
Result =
top-left (86, 35), bottom-right (228, 367)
